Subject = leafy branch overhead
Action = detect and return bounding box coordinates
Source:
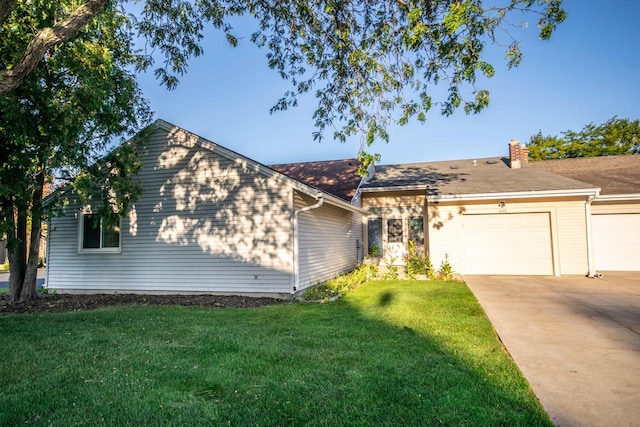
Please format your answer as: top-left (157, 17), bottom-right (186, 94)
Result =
top-left (1, 1), bottom-right (565, 153)
top-left (240, 0), bottom-right (566, 150)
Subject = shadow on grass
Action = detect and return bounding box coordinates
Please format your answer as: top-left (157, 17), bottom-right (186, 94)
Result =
top-left (0, 281), bottom-right (551, 426)
top-left (378, 291), bottom-right (394, 306)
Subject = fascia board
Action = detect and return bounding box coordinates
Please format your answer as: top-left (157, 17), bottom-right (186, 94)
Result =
top-left (594, 193), bottom-right (640, 202)
top-left (427, 188), bottom-right (601, 202)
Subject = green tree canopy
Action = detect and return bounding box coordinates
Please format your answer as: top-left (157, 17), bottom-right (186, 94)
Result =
top-left (1, 0), bottom-right (566, 149)
top-left (527, 117), bottom-right (640, 160)
top-left (0, 1), bottom-right (151, 302)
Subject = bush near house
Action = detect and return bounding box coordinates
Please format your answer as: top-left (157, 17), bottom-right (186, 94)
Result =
top-left (404, 240), bottom-right (435, 279)
top-left (304, 264), bottom-right (377, 301)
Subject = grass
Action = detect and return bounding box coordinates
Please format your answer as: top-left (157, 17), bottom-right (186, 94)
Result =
top-left (0, 280), bottom-right (551, 426)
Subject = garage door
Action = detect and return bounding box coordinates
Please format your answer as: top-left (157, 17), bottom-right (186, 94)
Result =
top-left (462, 213), bottom-right (553, 275)
top-left (592, 214), bottom-right (640, 271)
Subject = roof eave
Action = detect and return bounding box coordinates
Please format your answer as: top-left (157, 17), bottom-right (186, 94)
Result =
top-left (361, 185), bottom-right (426, 193)
top-left (594, 193), bottom-right (640, 202)
top-left (428, 188), bottom-right (601, 202)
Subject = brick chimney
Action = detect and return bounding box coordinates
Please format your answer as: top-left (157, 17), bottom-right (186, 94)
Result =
top-left (509, 139), bottom-right (528, 169)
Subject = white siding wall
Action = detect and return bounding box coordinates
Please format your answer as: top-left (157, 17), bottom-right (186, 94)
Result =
top-left (47, 125), bottom-right (294, 295)
top-left (295, 192), bottom-right (363, 290)
top-left (591, 200), bottom-right (640, 215)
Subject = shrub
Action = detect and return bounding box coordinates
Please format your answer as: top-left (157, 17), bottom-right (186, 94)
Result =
top-left (304, 264), bottom-right (377, 301)
top-left (369, 245), bottom-right (381, 257)
top-left (381, 264), bottom-right (399, 280)
top-left (403, 241), bottom-right (434, 279)
top-left (437, 254), bottom-right (454, 281)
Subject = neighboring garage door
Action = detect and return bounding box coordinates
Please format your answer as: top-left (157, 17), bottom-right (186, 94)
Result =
top-left (462, 213), bottom-right (553, 275)
top-left (592, 214), bottom-right (640, 271)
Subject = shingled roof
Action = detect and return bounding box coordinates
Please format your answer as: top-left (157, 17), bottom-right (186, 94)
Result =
top-left (360, 157), bottom-right (598, 198)
top-left (269, 159), bottom-right (361, 201)
top-left (529, 155), bottom-right (640, 196)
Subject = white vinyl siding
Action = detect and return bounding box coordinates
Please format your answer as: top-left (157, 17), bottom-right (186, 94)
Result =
top-left (295, 192), bottom-right (363, 290)
top-left (47, 125), bottom-right (294, 295)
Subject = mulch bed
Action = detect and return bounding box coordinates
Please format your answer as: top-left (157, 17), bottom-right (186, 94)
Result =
top-left (0, 293), bottom-right (283, 314)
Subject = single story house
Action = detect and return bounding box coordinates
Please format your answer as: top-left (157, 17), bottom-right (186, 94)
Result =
top-left (46, 122), bottom-right (639, 297)
top-left (45, 120), bottom-right (365, 297)
top-left (276, 141), bottom-right (639, 276)
top-left (356, 141), bottom-right (640, 275)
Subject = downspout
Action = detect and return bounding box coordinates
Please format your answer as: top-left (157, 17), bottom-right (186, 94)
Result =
top-left (585, 191), bottom-right (599, 278)
top-left (424, 185), bottom-right (430, 256)
top-left (292, 193), bottom-right (324, 295)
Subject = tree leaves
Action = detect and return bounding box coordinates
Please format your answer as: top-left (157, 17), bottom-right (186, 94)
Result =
top-left (222, 0), bottom-right (565, 168)
top-left (527, 117), bottom-right (640, 160)
top-left (0, 0), bottom-right (152, 300)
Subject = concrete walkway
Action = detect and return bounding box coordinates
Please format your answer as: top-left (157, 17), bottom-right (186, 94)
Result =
top-left (463, 273), bottom-right (640, 427)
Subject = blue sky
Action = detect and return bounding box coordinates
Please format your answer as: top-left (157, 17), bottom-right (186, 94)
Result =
top-left (136, 0), bottom-right (640, 166)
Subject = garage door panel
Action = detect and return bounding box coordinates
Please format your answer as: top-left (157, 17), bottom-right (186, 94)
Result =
top-left (592, 214), bottom-right (640, 271)
top-left (463, 213), bottom-right (553, 275)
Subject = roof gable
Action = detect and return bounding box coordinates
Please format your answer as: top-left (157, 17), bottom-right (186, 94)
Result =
top-left (153, 120), bottom-right (364, 212)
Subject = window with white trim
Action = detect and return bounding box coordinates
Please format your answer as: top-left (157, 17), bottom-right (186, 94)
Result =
top-left (80, 213), bottom-right (121, 251)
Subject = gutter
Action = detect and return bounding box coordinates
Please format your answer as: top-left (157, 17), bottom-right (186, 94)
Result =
top-left (585, 190), bottom-right (600, 278)
top-left (292, 193), bottom-right (324, 295)
top-left (427, 188), bottom-right (600, 202)
top-left (592, 193), bottom-right (640, 202)
top-left (351, 164), bottom-right (375, 205)
top-left (361, 187), bottom-right (600, 201)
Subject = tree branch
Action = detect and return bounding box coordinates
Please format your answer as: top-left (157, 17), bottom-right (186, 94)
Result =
top-left (0, 0), bottom-right (18, 25)
top-left (0, 0), bottom-right (108, 95)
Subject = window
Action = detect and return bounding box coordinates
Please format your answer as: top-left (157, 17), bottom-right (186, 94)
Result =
top-left (81, 213), bottom-right (120, 251)
top-left (367, 217), bottom-right (382, 256)
top-left (387, 218), bottom-right (403, 243)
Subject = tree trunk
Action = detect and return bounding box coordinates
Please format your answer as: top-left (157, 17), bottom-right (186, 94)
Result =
top-left (8, 208), bottom-right (27, 303)
top-left (20, 218), bottom-right (41, 302)
top-left (20, 170), bottom-right (46, 302)
top-left (0, 0), bottom-right (108, 94)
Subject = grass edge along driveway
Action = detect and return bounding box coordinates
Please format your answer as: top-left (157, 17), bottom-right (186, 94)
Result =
top-left (0, 280), bottom-right (551, 426)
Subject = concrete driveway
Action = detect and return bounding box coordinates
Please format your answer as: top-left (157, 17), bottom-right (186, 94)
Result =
top-left (463, 273), bottom-right (640, 427)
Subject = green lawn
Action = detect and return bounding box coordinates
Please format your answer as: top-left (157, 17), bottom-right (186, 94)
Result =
top-left (0, 280), bottom-right (551, 426)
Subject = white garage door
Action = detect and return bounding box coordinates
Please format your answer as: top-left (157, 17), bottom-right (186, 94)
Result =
top-left (592, 214), bottom-right (640, 271)
top-left (462, 213), bottom-right (553, 275)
